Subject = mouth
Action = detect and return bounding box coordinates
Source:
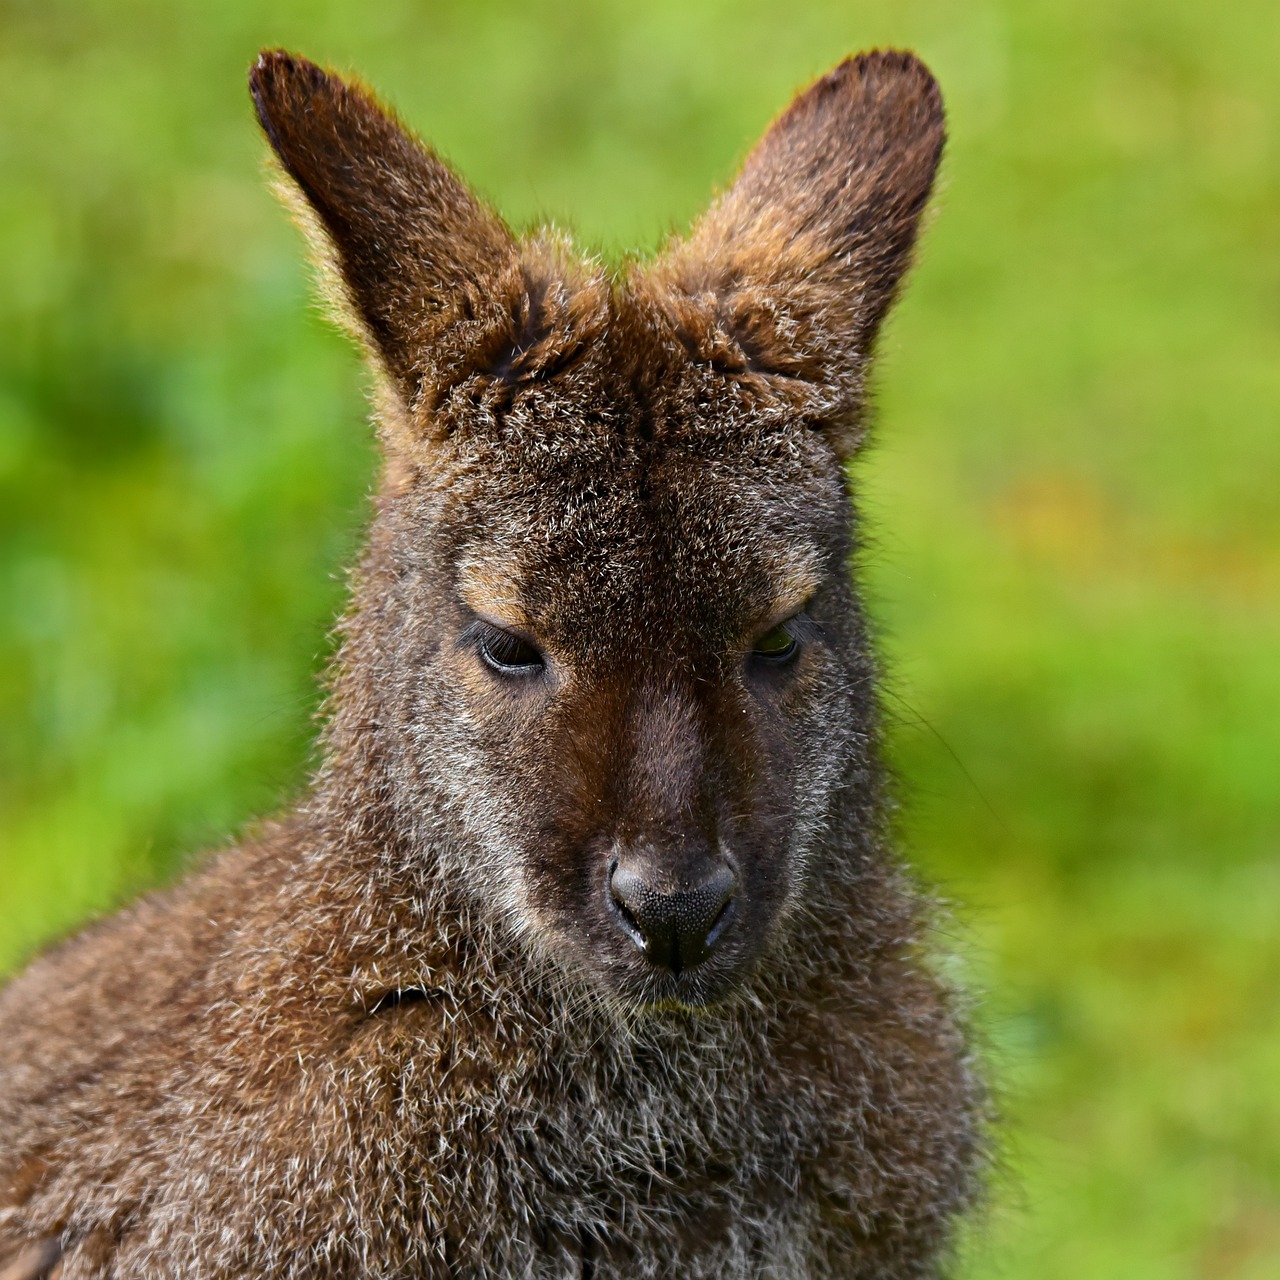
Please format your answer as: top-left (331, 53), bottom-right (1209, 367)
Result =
top-left (603, 939), bottom-right (753, 1013)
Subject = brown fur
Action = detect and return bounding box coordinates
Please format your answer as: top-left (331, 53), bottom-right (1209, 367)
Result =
top-left (0, 50), bottom-right (982, 1278)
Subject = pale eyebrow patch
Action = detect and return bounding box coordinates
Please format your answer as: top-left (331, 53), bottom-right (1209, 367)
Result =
top-left (456, 558), bottom-right (533, 632)
top-left (760, 591), bottom-right (819, 631)
top-left (756, 555), bottom-right (826, 629)
top-left (733, 566), bottom-right (826, 653)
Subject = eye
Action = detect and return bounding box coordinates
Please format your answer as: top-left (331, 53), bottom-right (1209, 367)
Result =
top-left (477, 625), bottom-right (544, 675)
top-left (751, 622), bottom-right (800, 666)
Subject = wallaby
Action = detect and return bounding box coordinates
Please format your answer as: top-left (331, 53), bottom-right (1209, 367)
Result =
top-left (0, 49), bottom-right (982, 1279)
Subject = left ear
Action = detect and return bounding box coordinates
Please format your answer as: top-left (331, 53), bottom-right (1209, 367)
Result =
top-left (249, 50), bottom-right (524, 413)
top-left (649, 51), bottom-right (945, 453)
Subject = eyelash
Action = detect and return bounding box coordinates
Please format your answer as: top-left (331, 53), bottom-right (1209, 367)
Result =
top-left (476, 625), bottom-right (544, 674)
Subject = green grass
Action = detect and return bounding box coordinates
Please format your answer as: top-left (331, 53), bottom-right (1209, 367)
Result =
top-left (2, 1), bottom-right (1277, 1275)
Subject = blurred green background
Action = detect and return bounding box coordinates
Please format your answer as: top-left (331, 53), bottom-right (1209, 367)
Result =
top-left (2, 0), bottom-right (1277, 1275)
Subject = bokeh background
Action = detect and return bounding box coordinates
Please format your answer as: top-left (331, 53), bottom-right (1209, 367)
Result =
top-left (2, 0), bottom-right (1277, 1275)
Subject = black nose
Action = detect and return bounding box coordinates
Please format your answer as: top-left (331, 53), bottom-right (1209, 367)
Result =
top-left (607, 855), bottom-right (737, 974)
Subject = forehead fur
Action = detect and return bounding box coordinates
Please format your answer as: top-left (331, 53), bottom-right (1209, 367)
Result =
top-left (417, 279), bottom-right (846, 654)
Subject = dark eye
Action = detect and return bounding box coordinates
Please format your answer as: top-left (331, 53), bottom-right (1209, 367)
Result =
top-left (751, 622), bottom-right (800, 666)
top-left (478, 626), bottom-right (544, 675)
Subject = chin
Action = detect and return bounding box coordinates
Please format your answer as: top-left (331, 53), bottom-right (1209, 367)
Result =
top-left (596, 952), bottom-right (757, 1017)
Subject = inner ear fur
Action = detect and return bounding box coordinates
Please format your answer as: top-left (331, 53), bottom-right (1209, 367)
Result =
top-left (650, 50), bottom-right (946, 454)
top-left (249, 51), bottom-right (530, 412)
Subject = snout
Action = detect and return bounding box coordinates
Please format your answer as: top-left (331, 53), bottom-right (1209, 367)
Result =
top-left (606, 852), bottom-right (737, 975)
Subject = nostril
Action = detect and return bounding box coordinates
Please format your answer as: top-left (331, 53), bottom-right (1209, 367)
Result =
top-left (608, 860), bottom-right (664, 960)
top-left (608, 877), bottom-right (646, 952)
top-left (704, 894), bottom-right (736, 951)
top-left (684, 867), bottom-right (736, 967)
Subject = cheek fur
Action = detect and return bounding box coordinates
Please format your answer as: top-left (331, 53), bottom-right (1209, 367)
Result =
top-left (401, 648), bottom-right (563, 931)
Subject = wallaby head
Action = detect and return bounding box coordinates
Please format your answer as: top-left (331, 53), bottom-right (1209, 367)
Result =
top-left (249, 50), bottom-right (944, 1013)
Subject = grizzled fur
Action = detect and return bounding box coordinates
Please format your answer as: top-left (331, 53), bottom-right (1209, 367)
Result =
top-left (0, 50), bottom-right (982, 1279)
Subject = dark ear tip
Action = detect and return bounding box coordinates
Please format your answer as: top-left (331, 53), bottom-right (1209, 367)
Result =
top-left (250, 49), bottom-right (296, 93)
top-left (249, 50), bottom-right (340, 153)
top-left (249, 49), bottom-right (329, 117)
top-left (820, 48), bottom-right (943, 119)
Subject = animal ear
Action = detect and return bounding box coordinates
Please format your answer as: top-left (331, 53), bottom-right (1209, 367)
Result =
top-left (651, 51), bottom-right (945, 452)
top-left (249, 51), bottom-right (522, 409)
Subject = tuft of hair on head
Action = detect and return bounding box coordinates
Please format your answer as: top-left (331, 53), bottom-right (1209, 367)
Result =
top-left (646, 50), bottom-right (946, 459)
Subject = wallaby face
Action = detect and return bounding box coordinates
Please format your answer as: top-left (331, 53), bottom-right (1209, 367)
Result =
top-left (250, 50), bottom-right (943, 1010)
top-left (369, 359), bottom-right (857, 1010)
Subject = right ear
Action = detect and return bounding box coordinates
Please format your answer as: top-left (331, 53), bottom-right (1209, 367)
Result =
top-left (249, 51), bottom-right (521, 408)
top-left (648, 51), bottom-right (945, 458)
